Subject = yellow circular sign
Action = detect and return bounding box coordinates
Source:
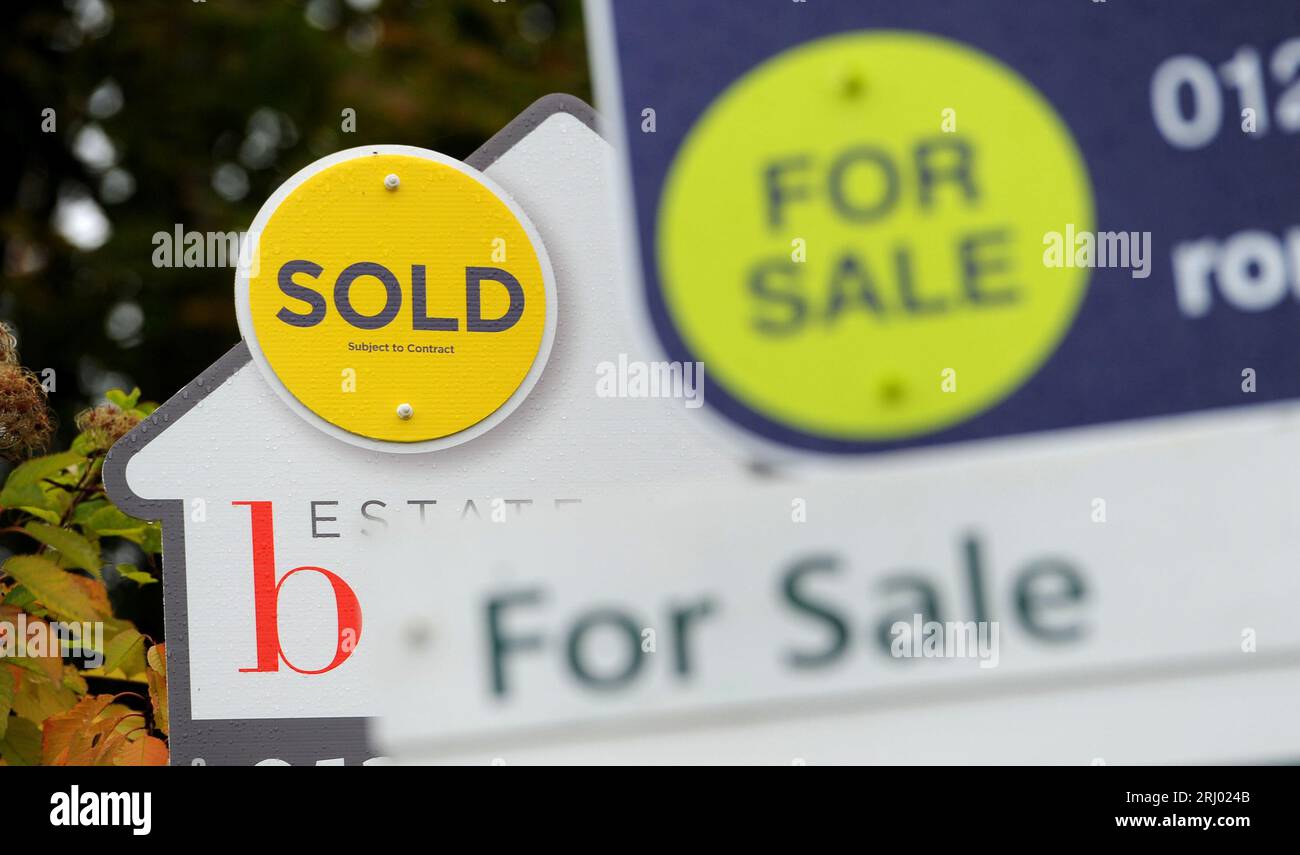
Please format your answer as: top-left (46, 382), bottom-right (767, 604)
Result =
top-left (236, 146), bottom-right (555, 448)
top-left (656, 31), bottom-right (1093, 442)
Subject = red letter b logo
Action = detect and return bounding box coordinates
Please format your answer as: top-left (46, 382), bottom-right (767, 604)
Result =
top-left (234, 501), bottom-right (362, 674)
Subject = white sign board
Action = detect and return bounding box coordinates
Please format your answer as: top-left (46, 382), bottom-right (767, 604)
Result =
top-left (371, 407), bottom-right (1300, 764)
top-left (106, 95), bottom-right (745, 764)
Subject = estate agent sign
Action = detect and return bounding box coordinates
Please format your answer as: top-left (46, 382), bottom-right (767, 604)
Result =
top-left (105, 0), bottom-right (1300, 764)
top-left (104, 95), bottom-right (749, 764)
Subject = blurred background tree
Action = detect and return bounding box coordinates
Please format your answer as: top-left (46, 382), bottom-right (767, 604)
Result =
top-left (0, 0), bottom-right (590, 447)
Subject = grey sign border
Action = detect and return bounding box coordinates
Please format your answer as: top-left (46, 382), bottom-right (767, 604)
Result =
top-left (102, 93), bottom-right (601, 765)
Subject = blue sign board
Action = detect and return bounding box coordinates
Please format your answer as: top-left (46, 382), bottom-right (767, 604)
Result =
top-left (587, 0), bottom-right (1300, 455)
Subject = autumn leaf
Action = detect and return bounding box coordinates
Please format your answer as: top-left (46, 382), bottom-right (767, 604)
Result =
top-left (8, 651), bottom-right (63, 684)
top-left (23, 522), bottom-right (102, 576)
top-left (1, 585), bottom-right (42, 614)
top-left (39, 696), bottom-right (147, 766)
top-left (67, 576), bottom-right (111, 620)
top-left (0, 716), bottom-right (41, 766)
top-left (0, 607), bottom-right (64, 683)
top-left (65, 703), bottom-right (143, 766)
top-left (1, 555), bottom-right (105, 623)
top-left (146, 643), bottom-right (168, 737)
top-left (102, 628), bottom-right (145, 676)
top-left (0, 665), bottom-right (15, 739)
top-left (67, 714), bottom-right (132, 766)
top-left (92, 730), bottom-right (128, 766)
top-left (61, 666), bottom-right (88, 695)
top-left (112, 734), bottom-right (167, 766)
top-left (41, 694), bottom-right (114, 765)
top-left (11, 669), bottom-right (78, 725)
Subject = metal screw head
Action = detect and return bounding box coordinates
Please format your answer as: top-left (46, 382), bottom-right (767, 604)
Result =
top-left (384, 173), bottom-right (400, 190)
top-left (396, 402), bottom-right (413, 420)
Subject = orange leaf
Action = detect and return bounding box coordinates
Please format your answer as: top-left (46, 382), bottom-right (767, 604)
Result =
top-left (66, 709), bottom-right (138, 766)
top-left (40, 694), bottom-right (114, 765)
top-left (67, 576), bottom-right (111, 618)
top-left (146, 643), bottom-right (168, 737)
top-left (12, 671), bottom-right (78, 726)
top-left (2, 612), bottom-right (65, 683)
top-left (112, 734), bottom-right (168, 766)
top-left (91, 731), bottom-right (128, 766)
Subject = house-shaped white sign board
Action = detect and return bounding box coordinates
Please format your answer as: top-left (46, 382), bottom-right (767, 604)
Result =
top-left (105, 95), bottom-right (745, 765)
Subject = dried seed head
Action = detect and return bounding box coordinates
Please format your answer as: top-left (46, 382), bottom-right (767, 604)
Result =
top-left (0, 323), bottom-right (55, 461)
top-left (0, 322), bottom-right (18, 365)
top-left (75, 402), bottom-right (142, 451)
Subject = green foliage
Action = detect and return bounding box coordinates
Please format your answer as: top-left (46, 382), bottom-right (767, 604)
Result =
top-left (0, 390), bottom-right (168, 766)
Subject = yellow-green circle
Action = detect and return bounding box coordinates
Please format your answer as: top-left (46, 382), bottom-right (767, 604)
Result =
top-left (657, 31), bottom-right (1094, 441)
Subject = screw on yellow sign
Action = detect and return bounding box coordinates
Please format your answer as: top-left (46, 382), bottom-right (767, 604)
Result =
top-left (657, 32), bottom-right (1093, 442)
top-left (236, 146), bottom-right (556, 449)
